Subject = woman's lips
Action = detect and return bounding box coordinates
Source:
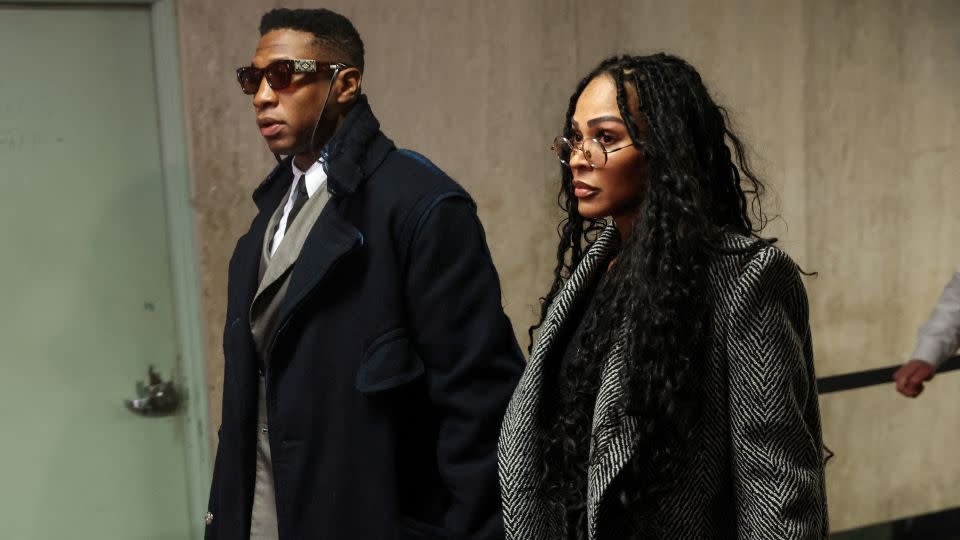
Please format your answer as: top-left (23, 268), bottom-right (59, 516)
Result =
top-left (574, 182), bottom-right (599, 198)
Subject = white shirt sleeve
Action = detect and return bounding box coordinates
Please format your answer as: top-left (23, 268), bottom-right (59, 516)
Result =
top-left (911, 270), bottom-right (960, 369)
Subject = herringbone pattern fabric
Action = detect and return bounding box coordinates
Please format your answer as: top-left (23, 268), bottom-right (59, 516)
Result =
top-left (499, 224), bottom-right (828, 539)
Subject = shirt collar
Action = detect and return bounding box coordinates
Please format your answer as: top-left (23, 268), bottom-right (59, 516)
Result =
top-left (290, 158), bottom-right (328, 198)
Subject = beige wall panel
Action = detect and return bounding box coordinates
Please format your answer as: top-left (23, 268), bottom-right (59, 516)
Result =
top-left (821, 372), bottom-right (960, 531)
top-left (803, 0), bottom-right (960, 377)
top-left (810, 0), bottom-right (960, 530)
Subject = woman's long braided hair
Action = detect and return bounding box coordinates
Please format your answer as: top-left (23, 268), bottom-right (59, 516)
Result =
top-left (534, 53), bottom-right (769, 536)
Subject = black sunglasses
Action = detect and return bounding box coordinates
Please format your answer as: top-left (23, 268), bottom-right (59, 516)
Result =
top-left (236, 59), bottom-right (349, 95)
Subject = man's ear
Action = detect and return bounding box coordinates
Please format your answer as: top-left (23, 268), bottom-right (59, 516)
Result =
top-left (336, 67), bottom-right (362, 104)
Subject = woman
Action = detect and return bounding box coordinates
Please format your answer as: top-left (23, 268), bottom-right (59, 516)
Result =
top-left (499, 54), bottom-right (828, 539)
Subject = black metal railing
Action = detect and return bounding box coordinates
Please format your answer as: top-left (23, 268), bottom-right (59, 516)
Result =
top-left (817, 355), bottom-right (960, 394)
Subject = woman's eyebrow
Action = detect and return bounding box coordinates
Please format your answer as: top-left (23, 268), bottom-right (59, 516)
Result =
top-left (587, 116), bottom-right (625, 128)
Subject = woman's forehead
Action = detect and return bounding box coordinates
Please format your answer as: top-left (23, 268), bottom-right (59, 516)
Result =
top-left (573, 73), bottom-right (645, 130)
top-left (573, 76), bottom-right (622, 125)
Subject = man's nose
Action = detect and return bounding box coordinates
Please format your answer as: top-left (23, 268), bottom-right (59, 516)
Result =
top-left (253, 77), bottom-right (277, 109)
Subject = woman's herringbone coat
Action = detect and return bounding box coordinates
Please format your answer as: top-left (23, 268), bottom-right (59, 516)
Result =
top-left (499, 225), bottom-right (828, 539)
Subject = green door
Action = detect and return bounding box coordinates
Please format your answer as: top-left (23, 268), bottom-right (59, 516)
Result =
top-left (0, 5), bottom-right (199, 539)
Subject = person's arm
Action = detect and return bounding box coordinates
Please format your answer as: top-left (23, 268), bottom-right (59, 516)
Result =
top-left (403, 194), bottom-right (524, 540)
top-left (894, 270), bottom-right (960, 397)
top-left (727, 247), bottom-right (827, 539)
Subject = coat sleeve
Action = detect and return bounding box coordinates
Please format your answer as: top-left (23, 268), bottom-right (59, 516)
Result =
top-left (911, 269), bottom-right (960, 368)
top-left (403, 193), bottom-right (524, 540)
top-left (727, 246), bottom-right (828, 539)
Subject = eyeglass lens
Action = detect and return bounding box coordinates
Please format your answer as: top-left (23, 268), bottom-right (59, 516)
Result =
top-left (552, 136), bottom-right (606, 168)
top-left (237, 60), bottom-right (295, 95)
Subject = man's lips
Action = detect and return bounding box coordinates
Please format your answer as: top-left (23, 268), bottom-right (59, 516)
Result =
top-left (257, 118), bottom-right (283, 137)
top-left (573, 181), bottom-right (599, 198)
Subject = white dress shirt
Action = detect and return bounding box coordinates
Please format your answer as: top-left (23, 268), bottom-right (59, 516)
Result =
top-left (269, 159), bottom-right (328, 257)
top-left (912, 269), bottom-right (960, 369)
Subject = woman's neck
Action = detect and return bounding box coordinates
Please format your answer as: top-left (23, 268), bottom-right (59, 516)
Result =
top-left (609, 211), bottom-right (639, 270)
top-left (613, 212), bottom-right (636, 241)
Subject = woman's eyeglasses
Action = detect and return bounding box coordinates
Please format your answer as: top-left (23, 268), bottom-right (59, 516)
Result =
top-left (236, 59), bottom-right (349, 95)
top-left (551, 135), bottom-right (636, 169)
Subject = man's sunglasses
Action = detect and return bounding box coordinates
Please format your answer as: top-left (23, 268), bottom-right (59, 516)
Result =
top-left (236, 59), bottom-right (349, 95)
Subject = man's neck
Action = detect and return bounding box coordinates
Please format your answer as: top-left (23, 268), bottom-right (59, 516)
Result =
top-left (293, 153), bottom-right (320, 171)
top-left (291, 109), bottom-right (352, 171)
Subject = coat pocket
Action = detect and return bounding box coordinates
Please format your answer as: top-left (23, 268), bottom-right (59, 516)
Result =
top-left (356, 328), bottom-right (425, 395)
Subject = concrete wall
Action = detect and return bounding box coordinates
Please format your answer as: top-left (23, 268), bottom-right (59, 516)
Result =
top-left (176, 0), bottom-right (960, 531)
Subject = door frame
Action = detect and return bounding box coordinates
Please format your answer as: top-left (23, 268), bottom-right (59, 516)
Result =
top-left (3, 0), bottom-right (211, 535)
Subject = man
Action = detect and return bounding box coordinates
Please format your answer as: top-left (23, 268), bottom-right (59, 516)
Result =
top-left (894, 269), bottom-right (960, 397)
top-left (205, 8), bottom-right (524, 539)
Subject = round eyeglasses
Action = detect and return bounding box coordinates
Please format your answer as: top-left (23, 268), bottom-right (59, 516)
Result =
top-left (551, 136), bottom-right (635, 169)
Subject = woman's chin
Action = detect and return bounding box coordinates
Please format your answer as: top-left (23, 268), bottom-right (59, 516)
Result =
top-left (576, 199), bottom-right (608, 220)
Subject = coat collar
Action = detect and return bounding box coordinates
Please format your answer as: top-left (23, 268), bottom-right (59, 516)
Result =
top-left (323, 95), bottom-right (393, 196)
top-left (499, 223), bottom-right (624, 539)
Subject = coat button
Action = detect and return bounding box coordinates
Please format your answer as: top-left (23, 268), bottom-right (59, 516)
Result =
top-left (205, 512), bottom-right (214, 525)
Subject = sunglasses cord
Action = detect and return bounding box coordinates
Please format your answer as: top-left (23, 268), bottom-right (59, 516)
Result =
top-left (309, 66), bottom-right (343, 166)
top-left (271, 66), bottom-right (343, 165)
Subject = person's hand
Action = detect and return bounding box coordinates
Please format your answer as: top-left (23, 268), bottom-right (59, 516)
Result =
top-left (893, 359), bottom-right (936, 397)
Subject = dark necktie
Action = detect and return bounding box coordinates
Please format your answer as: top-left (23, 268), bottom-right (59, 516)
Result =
top-left (268, 174), bottom-right (309, 255)
top-left (285, 174), bottom-right (309, 233)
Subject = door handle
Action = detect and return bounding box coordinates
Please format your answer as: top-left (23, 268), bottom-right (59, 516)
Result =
top-left (124, 365), bottom-right (179, 416)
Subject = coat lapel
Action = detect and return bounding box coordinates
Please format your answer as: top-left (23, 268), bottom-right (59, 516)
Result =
top-left (586, 337), bottom-right (640, 538)
top-left (263, 200), bottom-right (363, 362)
top-left (499, 224), bottom-right (619, 539)
top-left (230, 159), bottom-right (293, 322)
top-left (256, 97), bottom-right (395, 364)
top-left (253, 184), bottom-right (332, 306)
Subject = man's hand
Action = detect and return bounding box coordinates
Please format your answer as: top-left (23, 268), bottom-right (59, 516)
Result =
top-left (893, 359), bottom-right (936, 397)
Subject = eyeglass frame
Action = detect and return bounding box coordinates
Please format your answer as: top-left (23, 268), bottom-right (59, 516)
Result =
top-left (236, 59), bottom-right (351, 95)
top-left (551, 135), bottom-right (639, 169)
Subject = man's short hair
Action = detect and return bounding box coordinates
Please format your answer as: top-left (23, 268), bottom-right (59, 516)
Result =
top-left (259, 8), bottom-right (365, 72)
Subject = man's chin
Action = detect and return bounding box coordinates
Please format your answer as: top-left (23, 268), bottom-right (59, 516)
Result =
top-left (266, 138), bottom-right (312, 157)
top-left (265, 141), bottom-right (295, 155)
